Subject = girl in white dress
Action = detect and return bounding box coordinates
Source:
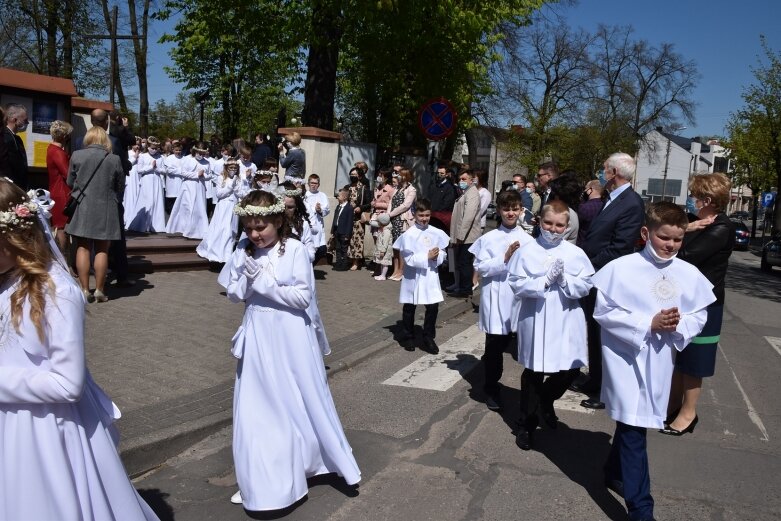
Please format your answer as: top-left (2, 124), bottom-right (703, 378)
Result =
top-left (197, 158), bottom-right (243, 263)
top-left (128, 136), bottom-right (167, 232)
top-left (0, 180), bottom-right (159, 520)
top-left (165, 141), bottom-right (211, 239)
top-left (123, 144), bottom-right (141, 228)
top-left (282, 182), bottom-right (317, 262)
top-left (238, 145), bottom-right (258, 194)
top-left (221, 190), bottom-right (360, 511)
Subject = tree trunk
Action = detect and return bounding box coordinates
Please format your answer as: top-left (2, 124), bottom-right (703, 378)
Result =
top-left (128, 0), bottom-right (150, 136)
top-left (44, 0), bottom-right (58, 75)
top-left (301, 0), bottom-right (341, 130)
top-left (61, 0), bottom-right (75, 78)
top-left (100, 0), bottom-right (127, 112)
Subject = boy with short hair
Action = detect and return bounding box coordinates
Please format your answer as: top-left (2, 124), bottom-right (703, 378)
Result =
top-left (393, 198), bottom-right (450, 354)
top-left (468, 190), bottom-right (534, 411)
top-left (330, 187), bottom-right (354, 271)
top-left (508, 200), bottom-right (595, 450)
top-left (593, 201), bottom-right (714, 521)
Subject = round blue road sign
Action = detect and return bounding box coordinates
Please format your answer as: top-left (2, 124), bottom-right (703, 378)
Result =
top-left (418, 98), bottom-right (458, 140)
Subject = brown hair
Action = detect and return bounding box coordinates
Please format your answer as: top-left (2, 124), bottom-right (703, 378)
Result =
top-left (0, 180), bottom-right (54, 341)
top-left (238, 190), bottom-right (290, 256)
top-left (688, 172), bottom-right (731, 211)
top-left (645, 201), bottom-right (688, 231)
top-left (286, 132), bottom-right (302, 146)
top-left (497, 189), bottom-right (522, 208)
top-left (399, 168), bottom-right (414, 185)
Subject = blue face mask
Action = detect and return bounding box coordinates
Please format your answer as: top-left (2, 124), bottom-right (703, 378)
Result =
top-left (597, 169), bottom-right (607, 186)
top-left (686, 196), bottom-right (699, 216)
top-left (458, 181), bottom-right (469, 190)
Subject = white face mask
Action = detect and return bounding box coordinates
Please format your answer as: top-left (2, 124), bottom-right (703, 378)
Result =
top-left (644, 241), bottom-right (676, 264)
top-left (195, 154), bottom-right (203, 161)
top-left (539, 228), bottom-right (564, 245)
top-left (526, 187), bottom-right (534, 194)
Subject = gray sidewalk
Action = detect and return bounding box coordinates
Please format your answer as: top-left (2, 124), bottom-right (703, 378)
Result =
top-left (83, 265), bottom-right (474, 476)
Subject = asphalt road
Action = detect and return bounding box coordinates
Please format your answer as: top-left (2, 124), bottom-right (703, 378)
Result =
top-left (133, 251), bottom-right (781, 520)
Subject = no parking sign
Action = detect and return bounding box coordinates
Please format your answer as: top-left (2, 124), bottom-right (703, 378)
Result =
top-left (762, 192), bottom-right (776, 208)
top-left (418, 98), bottom-right (458, 141)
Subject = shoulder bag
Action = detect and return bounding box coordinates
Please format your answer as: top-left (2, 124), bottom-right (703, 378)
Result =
top-left (64, 152), bottom-right (108, 219)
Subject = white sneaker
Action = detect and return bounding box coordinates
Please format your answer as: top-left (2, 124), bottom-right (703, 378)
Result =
top-left (374, 275), bottom-right (386, 280)
top-left (230, 490), bottom-right (243, 504)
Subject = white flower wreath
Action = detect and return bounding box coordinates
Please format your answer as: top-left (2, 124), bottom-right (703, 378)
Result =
top-left (233, 195), bottom-right (286, 217)
top-left (0, 200), bottom-right (39, 232)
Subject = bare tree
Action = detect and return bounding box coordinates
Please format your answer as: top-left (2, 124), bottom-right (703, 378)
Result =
top-left (127, 0), bottom-right (151, 136)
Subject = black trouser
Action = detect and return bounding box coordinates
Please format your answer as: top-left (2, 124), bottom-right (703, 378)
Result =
top-left (519, 367), bottom-right (580, 430)
top-left (483, 333), bottom-right (515, 395)
top-left (454, 243), bottom-right (474, 293)
top-left (582, 288), bottom-right (602, 388)
top-left (402, 303), bottom-right (438, 339)
top-left (333, 234), bottom-right (350, 268)
top-left (314, 245), bottom-right (327, 265)
top-left (109, 201), bottom-right (129, 281)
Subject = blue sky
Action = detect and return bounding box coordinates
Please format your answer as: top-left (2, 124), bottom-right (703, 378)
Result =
top-left (141, 0), bottom-right (781, 138)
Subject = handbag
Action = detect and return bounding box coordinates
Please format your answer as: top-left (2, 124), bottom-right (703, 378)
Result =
top-left (64, 152), bottom-right (108, 219)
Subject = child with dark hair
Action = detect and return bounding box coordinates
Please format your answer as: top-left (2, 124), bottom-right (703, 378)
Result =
top-left (330, 186), bottom-right (354, 271)
top-left (592, 201), bottom-right (714, 521)
top-left (393, 197), bottom-right (450, 354)
top-left (220, 189), bottom-right (360, 510)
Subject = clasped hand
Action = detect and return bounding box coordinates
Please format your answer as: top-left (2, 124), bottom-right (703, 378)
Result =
top-left (651, 307), bottom-right (680, 332)
top-left (244, 254), bottom-right (262, 280)
top-left (428, 247), bottom-right (440, 260)
top-left (545, 258), bottom-right (565, 287)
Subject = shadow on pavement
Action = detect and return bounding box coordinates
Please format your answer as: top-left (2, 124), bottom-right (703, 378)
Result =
top-left (107, 277), bottom-right (153, 301)
top-left (726, 261), bottom-right (781, 303)
top-left (533, 424), bottom-right (628, 521)
top-left (243, 475), bottom-right (359, 520)
top-left (138, 488), bottom-right (175, 521)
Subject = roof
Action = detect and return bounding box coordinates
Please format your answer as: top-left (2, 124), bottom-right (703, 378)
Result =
top-left (71, 97), bottom-right (114, 112)
top-left (0, 68), bottom-right (78, 97)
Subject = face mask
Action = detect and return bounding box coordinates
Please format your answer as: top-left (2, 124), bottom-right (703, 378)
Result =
top-left (526, 187), bottom-right (534, 194)
top-left (686, 196), bottom-right (699, 216)
top-left (223, 154), bottom-right (230, 160)
top-left (539, 228), bottom-right (564, 245)
top-left (582, 189), bottom-right (592, 202)
top-left (148, 148), bottom-right (158, 154)
top-left (376, 177), bottom-right (384, 184)
top-left (644, 241), bottom-right (676, 264)
top-left (350, 176), bottom-right (358, 182)
top-left (16, 120), bottom-right (29, 132)
top-left (458, 181), bottom-right (469, 190)
top-left (195, 154), bottom-right (203, 161)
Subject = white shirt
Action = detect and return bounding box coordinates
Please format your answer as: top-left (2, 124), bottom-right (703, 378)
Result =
top-left (393, 224), bottom-right (449, 305)
top-left (603, 182), bottom-right (631, 210)
top-left (304, 190), bottom-right (330, 247)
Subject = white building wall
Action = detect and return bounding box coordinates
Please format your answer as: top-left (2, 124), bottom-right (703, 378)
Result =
top-left (636, 130), bottom-right (694, 205)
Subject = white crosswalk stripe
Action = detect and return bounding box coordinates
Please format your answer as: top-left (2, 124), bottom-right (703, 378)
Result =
top-left (383, 325), bottom-right (595, 415)
top-left (764, 336), bottom-right (781, 358)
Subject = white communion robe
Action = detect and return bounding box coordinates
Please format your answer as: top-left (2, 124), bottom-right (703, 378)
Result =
top-left (123, 150), bottom-right (140, 226)
top-left (304, 190), bottom-right (330, 248)
top-left (508, 238), bottom-right (594, 372)
top-left (165, 155), bottom-right (211, 239)
top-left (164, 153), bottom-right (184, 198)
top-left (393, 223), bottom-right (450, 305)
top-left (592, 247), bottom-right (715, 428)
top-left (220, 240), bottom-right (360, 511)
top-left (469, 224), bottom-right (534, 335)
top-left (0, 265), bottom-right (159, 520)
top-left (196, 174), bottom-right (242, 262)
top-left (128, 151), bottom-right (167, 232)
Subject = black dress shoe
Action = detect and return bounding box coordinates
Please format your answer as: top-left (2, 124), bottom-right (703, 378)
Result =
top-left (581, 397), bottom-right (605, 409)
top-left (604, 477), bottom-right (624, 497)
top-left (659, 415), bottom-right (698, 436)
top-left (541, 406), bottom-right (559, 429)
top-left (665, 407), bottom-right (681, 425)
top-left (515, 428), bottom-right (532, 451)
top-left (447, 291), bottom-right (472, 299)
top-left (114, 279), bottom-right (136, 288)
top-left (570, 379), bottom-right (600, 395)
top-left (422, 337), bottom-right (439, 355)
top-left (485, 394), bottom-right (502, 411)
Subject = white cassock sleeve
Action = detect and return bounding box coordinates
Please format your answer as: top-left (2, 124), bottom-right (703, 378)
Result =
top-left (470, 237), bottom-right (507, 278)
top-left (558, 254), bottom-right (594, 300)
top-left (507, 253), bottom-right (546, 299)
top-left (668, 307), bottom-right (708, 351)
top-left (221, 248), bottom-right (250, 303)
top-left (594, 290), bottom-right (653, 352)
top-left (0, 289), bottom-right (85, 404)
top-left (249, 246), bottom-right (312, 310)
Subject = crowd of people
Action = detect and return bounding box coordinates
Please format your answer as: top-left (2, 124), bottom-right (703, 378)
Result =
top-left (0, 101), bottom-right (737, 521)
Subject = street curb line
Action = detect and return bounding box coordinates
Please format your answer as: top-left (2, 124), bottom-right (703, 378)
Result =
top-left (121, 296), bottom-right (476, 478)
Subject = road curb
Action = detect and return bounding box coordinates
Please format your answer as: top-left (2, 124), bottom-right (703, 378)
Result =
top-left (121, 295), bottom-right (476, 478)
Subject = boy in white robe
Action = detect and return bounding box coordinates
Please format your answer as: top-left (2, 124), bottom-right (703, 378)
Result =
top-left (469, 190), bottom-right (533, 411)
top-left (393, 197), bottom-right (450, 354)
top-left (508, 200), bottom-right (594, 450)
top-left (593, 202), bottom-right (714, 521)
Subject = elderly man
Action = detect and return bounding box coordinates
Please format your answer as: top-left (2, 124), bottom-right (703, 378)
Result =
top-left (448, 169), bottom-right (482, 298)
top-left (573, 152), bottom-right (645, 409)
top-left (2, 103), bottom-right (30, 188)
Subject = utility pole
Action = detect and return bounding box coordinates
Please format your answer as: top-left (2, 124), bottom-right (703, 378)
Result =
top-left (661, 126), bottom-right (686, 202)
top-left (84, 6), bottom-right (141, 107)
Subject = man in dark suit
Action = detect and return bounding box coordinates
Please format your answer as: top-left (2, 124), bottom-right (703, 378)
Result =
top-left (2, 103), bottom-right (30, 189)
top-left (575, 152), bottom-right (645, 409)
top-left (331, 187), bottom-right (354, 271)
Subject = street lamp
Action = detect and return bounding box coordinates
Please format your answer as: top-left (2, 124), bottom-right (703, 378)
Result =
top-left (661, 125), bottom-right (687, 202)
top-left (196, 91), bottom-right (210, 142)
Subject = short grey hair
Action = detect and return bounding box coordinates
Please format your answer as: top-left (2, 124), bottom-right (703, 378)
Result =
top-left (605, 152), bottom-right (635, 181)
top-left (4, 103), bottom-right (27, 120)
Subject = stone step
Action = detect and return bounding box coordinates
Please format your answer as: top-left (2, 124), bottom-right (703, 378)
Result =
top-left (126, 234), bottom-right (201, 255)
top-left (127, 252), bottom-right (211, 273)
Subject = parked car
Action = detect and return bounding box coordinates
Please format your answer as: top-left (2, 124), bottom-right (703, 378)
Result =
top-left (761, 232), bottom-right (781, 272)
top-left (732, 219), bottom-right (750, 250)
top-left (486, 202), bottom-right (497, 220)
top-left (730, 211), bottom-right (751, 220)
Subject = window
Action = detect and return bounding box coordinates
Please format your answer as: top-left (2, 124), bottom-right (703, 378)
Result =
top-left (647, 178), bottom-right (682, 198)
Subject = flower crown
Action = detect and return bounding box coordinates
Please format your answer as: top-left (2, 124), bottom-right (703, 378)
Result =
top-left (283, 187), bottom-right (301, 197)
top-left (0, 200), bottom-right (39, 232)
top-left (234, 195), bottom-right (285, 217)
